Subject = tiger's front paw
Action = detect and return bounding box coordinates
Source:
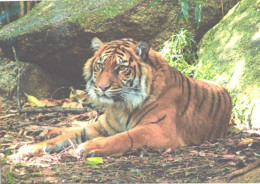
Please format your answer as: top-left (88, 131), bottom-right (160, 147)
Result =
top-left (17, 144), bottom-right (45, 157)
top-left (76, 138), bottom-right (106, 157)
top-left (38, 127), bottom-right (63, 139)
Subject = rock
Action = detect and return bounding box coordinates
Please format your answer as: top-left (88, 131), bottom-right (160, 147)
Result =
top-left (0, 0), bottom-right (237, 89)
top-left (198, 0), bottom-right (260, 128)
top-left (0, 56), bottom-right (67, 100)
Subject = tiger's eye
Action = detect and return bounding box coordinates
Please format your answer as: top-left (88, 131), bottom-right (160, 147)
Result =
top-left (97, 63), bottom-right (104, 70)
top-left (119, 65), bottom-right (127, 72)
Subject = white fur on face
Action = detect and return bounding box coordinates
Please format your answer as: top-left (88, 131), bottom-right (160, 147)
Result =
top-left (85, 68), bottom-right (149, 109)
top-left (120, 75), bottom-right (148, 109)
top-left (85, 72), bottom-right (115, 106)
top-left (84, 54), bottom-right (150, 110)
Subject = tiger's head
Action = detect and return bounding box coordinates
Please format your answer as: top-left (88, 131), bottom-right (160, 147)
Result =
top-left (83, 37), bottom-right (152, 109)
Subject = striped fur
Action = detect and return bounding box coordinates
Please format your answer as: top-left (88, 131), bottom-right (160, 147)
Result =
top-left (18, 38), bottom-right (232, 157)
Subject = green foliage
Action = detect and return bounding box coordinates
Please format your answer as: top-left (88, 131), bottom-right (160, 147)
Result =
top-left (1, 148), bottom-right (14, 184)
top-left (180, 0), bottom-right (189, 20)
top-left (187, 178), bottom-right (199, 183)
top-left (138, 0), bottom-right (160, 14)
top-left (160, 29), bottom-right (213, 80)
top-left (178, 0), bottom-right (203, 27)
top-left (139, 0), bottom-right (203, 27)
top-left (130, 169), bottom-right (144, 177)
top-left (142, 0), bottom-right (203, 27)
top-left (160, 29), bottom-right (196, 64)
top-left (1, 148), bottom-right (11, 164)
top-left (7, 171), bottom-right (14, 184)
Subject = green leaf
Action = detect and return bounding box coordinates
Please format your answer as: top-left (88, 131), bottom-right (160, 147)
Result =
top-left (1, 148), bottom-right (11, 164)
top-left (130, 169), bottom-right (144, 177)
top-left (180, 0), bottom-right (189, 20)
top-left (195, 2), bottom-right (202, 27)
top-left (25, 93), bottom-right (45, 107)
top-left (139, 0), bottom-right (160, 14)
top-left (176, 12), bottom-right (185, 24)
top-left (185, 171), bottom-right (190, 176)
top-left (86, 157), bottom-right (103, 166)
top-left (254, 152), bottom-right (260, 157)
top-left (7, 171), bottom-right (14, 184)
top-left (166, 169), bottom-right (175, 173)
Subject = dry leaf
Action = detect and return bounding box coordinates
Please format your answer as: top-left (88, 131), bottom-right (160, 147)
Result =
top-left (70, 89), bottom-right (87, 102)
top-left (237, 138), bottom-right (254, 147)
top-left (62, 101), bottom-right (83, 108)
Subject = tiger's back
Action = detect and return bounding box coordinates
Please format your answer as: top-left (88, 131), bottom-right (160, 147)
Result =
top-left (168, 74), bottom-right (232, 146)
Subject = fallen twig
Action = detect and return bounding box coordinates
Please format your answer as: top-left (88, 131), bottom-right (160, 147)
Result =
top-left (16, 107), bottom-right (103, 114)
top-left (70, 86), bottom-right (82, 104)
top-left (226, 159), bottom-right (260, 182)
top-left (0, 122), bottom-right (36, 130)
top-left (0, 113), bottom-right (17, 120)
top-left (12, 46), bottom-right (21, 110)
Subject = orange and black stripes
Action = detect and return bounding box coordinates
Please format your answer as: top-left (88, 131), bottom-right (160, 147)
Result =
top-left (105, 114), bottom-right (122, 134)
top-left (208, 88), bottom-right (216, 116)
top-left (182, 76), bottom-right (191, 115)
top-left (133, 104), bottom-right (159, 128)
top-left (197, 87), bottom-right (208, 113)
top-left (213, 91), bottom-right (222, 120)
top-left (81, 128), bottom-right (90, 142)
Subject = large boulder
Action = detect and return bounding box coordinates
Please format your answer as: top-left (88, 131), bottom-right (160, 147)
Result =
top-left (0, 0), bottom-right (237, 91)
top-left (198, 0), bottom-right (260, 128)
top-left (0, 56), bottom-right (66, 100)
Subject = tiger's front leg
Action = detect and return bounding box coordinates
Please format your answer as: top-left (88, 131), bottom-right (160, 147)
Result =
top-left (76, 124), bottom-right (173, 157)
top-left (18, 123), bottom-right (102, 157)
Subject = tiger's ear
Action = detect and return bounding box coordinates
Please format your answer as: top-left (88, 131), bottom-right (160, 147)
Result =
top-left (136, 41), bottom-right (150, 60)
top-left (91, 37), bottom-right (103, 51)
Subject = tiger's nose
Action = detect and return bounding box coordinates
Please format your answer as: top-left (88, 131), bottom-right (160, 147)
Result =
top-left (99, 84), bottom-right (110, 91)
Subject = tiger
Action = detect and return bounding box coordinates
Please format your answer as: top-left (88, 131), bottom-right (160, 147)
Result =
top-left (18, 37), bottom-right (232, 157)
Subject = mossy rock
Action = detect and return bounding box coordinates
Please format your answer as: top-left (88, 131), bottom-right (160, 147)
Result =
top-left (0, 56), bottom-right (66, 100)
top-left (0, 0), bottom-right (236, 90)
top-left (198, 0), bottom-right (260, 128)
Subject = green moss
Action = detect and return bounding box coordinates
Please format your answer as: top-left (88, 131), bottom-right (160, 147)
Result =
top-left (199, 0), bottom-right (259, 94)
top-left (198, 0), bottom-right (260, 127)
top-left (0, 0), bottom-right (138, 38)
top-left (73, 0), bottom-right (139, 28)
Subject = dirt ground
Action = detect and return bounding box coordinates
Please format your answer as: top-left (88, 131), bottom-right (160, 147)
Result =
top-left (0, 100), bottom-right (260, 183)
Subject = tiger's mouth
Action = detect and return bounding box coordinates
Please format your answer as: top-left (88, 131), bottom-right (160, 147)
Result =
top-left (93, 87), bottom-right (123, 105)
top-left (98, 95), bottom-right (114, 101)
top-left (97, 93), bottom-right (110, 99)
top-left (88, 80), bottom-right (147, 109)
